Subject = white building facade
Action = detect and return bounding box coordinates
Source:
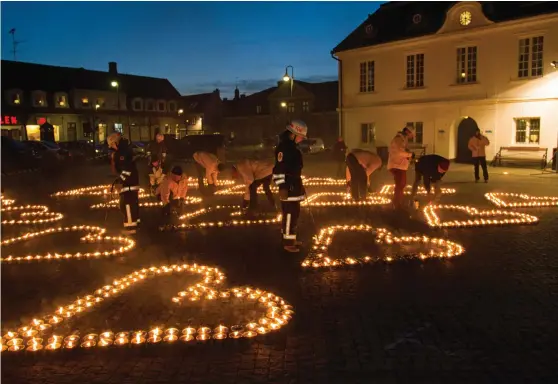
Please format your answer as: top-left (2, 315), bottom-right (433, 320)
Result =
top-left (333, 1), bottom-right (558, 164)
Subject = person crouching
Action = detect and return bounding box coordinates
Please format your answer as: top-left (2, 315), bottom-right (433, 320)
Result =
top-left (232, 158), bottom-right (276, 214)
top-left (193, 151), bottom-right (225, 196)
top-left (345, 149), bottom-right (382, 201)
top-left (410, 154), bottom-right (450, 204)
top-left (156, 166), bottom-right (189, 218)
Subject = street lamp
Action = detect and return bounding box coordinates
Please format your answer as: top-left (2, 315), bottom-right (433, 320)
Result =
top-left (178, 109), bottom-right (184, 115)
top-left (280, 102), bottom-right (287, 108)
top-left (282, 65), bottom-right (294, 97)
top-left (111, 80), bottom-right (120, 125)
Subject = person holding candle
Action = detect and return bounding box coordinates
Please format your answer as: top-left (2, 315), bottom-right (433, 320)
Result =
top-left (273, 120), bottom-right (307, 253)
top-left (387, 125), bottom-right (415, 210)
top-left (193, 151), bottom-right (225, 196)
top-left (156, 166), bottom-right (189, 218)
top-left (232, 157), bottom-right (276, 214)
top-left (345, 149), bottom-right (382, 201)
top-left (410, 154), bottom-right (450, 204)
top-left (107, 132), bottom-right (140, 234)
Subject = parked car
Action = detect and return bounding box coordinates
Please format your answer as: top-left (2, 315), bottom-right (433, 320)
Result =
top-left (298, 138), bottom-right (325, 154)
top-left (22, 140), bottom-right (67, 162)
top-left (130, 142), bottom-right (146, 157)
top-left (1, 136), bottom-right (38, 173)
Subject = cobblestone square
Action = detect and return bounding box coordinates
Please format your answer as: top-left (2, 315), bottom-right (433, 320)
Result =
top-left (2, 158), bottom-right (558, 383)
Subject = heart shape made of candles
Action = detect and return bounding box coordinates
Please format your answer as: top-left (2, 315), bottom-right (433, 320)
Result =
top-left (485, 192), bottom-right (558, 208)
top-left (301, 192), bottom-right (391, 207)
top-left (301, 224), bottom-right (465, 269)
top-left (1, 203), bottom-right (64, 226)
top-left (0, 225), bottom-right (135, 263)
top-left (423, 204), bottom-right (539, 228)
top-left (378, 184), bottom-right (456, 196)
top-left (162, 205), bottom-right (281, 232)
top-left (1, 263), bottom-right (294, 352)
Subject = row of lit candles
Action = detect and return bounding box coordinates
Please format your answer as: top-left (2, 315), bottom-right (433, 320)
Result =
top-left (90, 196), bottom-right (202, 210)
top-left (301, 224), bottom-right (465, 268)
top-left (378, 185), bottom-right (456, 195)
top-left (423, 204), bottom-right (540, 228)
top-left (0, 225), bottom-right (136, 263)
top-left (484, 192), bottom-right (558, 208)
top-left (1, 203), bottom-right (64, 225)
top-left (301, 192), bottom-right (391, 207)
top-left (2, 263), bottom-right (293, 352)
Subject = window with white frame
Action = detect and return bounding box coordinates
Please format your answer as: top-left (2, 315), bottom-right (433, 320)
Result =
top-left (33, 92), bottom-right (46, 107)
top-left (57, 94), bottom-right (67, 107)
top-left (456, 46), bottom-right (477, 84)
top-left (406, 121), bottom-right (423, 144)
top-left (168, 101), bottom-right (176, 112)
top-left (518, 36), bottom-right (544, 78)
top-left (359, 61), bottom-right (375, 92)
top-left (514, 117), bottom-right (540, 144)
top-left (302, 101), bottom-right (309, 112)
top-left (287, 102), bottom-right (295, 113)
top-left (360, 123), bottom-right (375, 143)
top-left (256, 105), bottom-right (262, 114)
top-left (406, 54), bottom-right (424, 88)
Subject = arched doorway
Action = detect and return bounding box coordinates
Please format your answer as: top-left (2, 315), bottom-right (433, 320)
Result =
top-left (456, 117), bottom-right (479, 163)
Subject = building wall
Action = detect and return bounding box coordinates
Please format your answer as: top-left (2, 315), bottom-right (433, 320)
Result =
top-left (338, 7), bottom-right (558, 159)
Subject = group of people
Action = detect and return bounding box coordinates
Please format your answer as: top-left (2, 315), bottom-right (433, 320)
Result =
top-left (105, 120), bottom-right (490, 252)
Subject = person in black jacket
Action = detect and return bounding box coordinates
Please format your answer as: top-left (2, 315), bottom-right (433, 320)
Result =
top-left (108, 133), bottom-right (140, 234)
top-left (272, 120), bottom-right (308, 253)
top-left (147, 133), bottom-right (168, 171)
top-left (410, 154), bottom-right (450, 204)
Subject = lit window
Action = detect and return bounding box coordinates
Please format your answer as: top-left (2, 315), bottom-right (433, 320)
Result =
top-left (514, 118), bottom-right (540, 144)
top-left (360, 123), bottom-right (375, 143)
top-left (456, 47), bottom-right (477, 84)
top-left (96, 98), bottom-right (105, 108)
top-left (12, 93), bottom-right (21, 105)
top-left (34, 93), bottom-right (46, 107)
top-left (256, 105), bottom-right (262, 114)
top-left (518, 36), bottom-right (544, 78)
top-left (406, 122), bottom-right (423, 144)
top-left (82, 97), bottom-right (90, 107)
top-left (302, 101), bottom-right (309, 112)
top-left (58, 95), bottom-right (67, 107)
top-left (114, 123), bottom-right (123, 134)
top-left (359, 61), bottom-right (375, 93)
top-left (406, 54), bottom-right (424, 88)
top-left (287, 102), bottom-right (295, 113)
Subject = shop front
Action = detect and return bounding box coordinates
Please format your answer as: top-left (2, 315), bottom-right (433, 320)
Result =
top-left (0, 114), bottom-right (24, 140)
top-left (25, 117), bottom-right (60, 142)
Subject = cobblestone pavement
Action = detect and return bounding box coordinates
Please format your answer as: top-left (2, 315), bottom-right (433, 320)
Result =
top-left (2, 158), bottom-right (558, 383)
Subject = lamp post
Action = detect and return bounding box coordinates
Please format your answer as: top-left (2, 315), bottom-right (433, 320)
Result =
top-left (178, 109), bottom-right (184, 139)
top-left (283, 65), bottom-right (294, 97)
top-left (111, 81), bottom-right (120, 128)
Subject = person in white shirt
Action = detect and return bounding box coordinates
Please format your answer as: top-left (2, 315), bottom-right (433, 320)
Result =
top-left (232, 158), bottom-right (276, 212)
top-left (468, 128), bottom-right (490, 183)
top-left (156, 166), bottom-right (189, 217)
top-left (387, 126), bottom-right (415, 209)
top-left (193, 151), bottom-right (225, 195)
top-left (345, 149), bottom-right (382, 201)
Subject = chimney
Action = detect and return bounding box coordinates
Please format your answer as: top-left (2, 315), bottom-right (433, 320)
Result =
top-left (108, 62), bottom-right (118, 75)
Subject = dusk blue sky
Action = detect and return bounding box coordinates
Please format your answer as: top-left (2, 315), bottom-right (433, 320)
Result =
top-left (1, 1), bottom-right (382, 97)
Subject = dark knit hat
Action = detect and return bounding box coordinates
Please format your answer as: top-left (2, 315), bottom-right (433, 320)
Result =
top-left (439, 159), bottom-right (450, 172)
top-left (171, 166), bottom-right (183, 176)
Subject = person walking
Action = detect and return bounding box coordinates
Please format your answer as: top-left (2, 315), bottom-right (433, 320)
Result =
top-left (468, 128), bottom-right (490, 183)
top-left (332, 137), bottom-right (348, 178)
top-left (410, 154), bottom-right (450, 204)
top-left (345, 149), bottom-right (382, 201)
top-left (107, 133), bottom-right (140, 234)
top-left (232, 158), bottom-right (276, 214)
top-left (387, 126), bottom-right (415, 209)
top-left (193, 150), bottom-right (225, 196)
top-left (272, 120), bottom-right (307, 253)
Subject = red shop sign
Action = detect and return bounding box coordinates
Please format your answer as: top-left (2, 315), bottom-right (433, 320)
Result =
top-left (1, 115), bottom-right (18, 125)
top-left (37, 117), bottom-right (47, 125)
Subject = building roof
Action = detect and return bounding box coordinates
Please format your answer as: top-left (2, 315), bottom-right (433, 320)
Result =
top-left (222, 80), bottom-right (338, 117)
top-left (0, 60), bottom-right (181, 99)
top-left (180, 90), bottom-right (219, 113)
top-left (332, 1), bottom-right (558, 54)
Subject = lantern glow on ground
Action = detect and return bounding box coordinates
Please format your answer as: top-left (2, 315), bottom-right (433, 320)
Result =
top-left (1, 263), bottom-right (294, 352)
top-left (423, 204), bottom-right (539, 228)
top-left (301, 224), bottom-right (465, 269)
top-left (485, 193), bottom-right (558, 208)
